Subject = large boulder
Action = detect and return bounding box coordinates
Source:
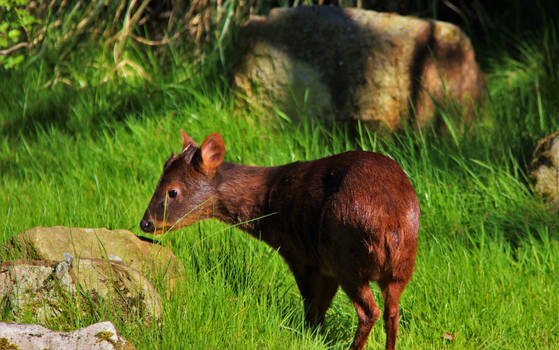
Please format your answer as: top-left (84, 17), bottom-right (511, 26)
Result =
top-left (0, 321), bottom-right (134, 350)
top-left (233, 6), bottom-right (485, 130)
top-left (10, 226), bottom-right (183, 289)
top-left (531, 132), bottom-right (559, 204)
top-left (0, 258), bottom-right (162, 323)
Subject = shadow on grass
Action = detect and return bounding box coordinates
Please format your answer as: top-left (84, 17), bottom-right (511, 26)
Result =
top-left (0, 79), bottom-right (165, 141)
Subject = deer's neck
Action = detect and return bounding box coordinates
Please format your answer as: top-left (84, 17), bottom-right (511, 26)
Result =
top-left (213, 162), bottom-right (278, 235)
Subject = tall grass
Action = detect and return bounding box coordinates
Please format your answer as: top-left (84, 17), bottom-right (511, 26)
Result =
top-left (1, 8), bottom-right (559, 350)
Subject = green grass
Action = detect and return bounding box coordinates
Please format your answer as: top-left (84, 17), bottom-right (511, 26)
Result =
top-left (2, 13), bottom-right (559, 350)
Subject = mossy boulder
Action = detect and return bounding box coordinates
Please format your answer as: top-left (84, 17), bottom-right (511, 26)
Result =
top-left (10, 226), bottom-right (183, 290)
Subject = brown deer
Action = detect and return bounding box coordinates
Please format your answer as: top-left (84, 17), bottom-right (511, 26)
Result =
top-left (140, 130), bottom-right (420, 350)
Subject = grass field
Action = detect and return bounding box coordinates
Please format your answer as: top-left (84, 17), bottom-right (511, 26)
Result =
top-left (1, 5), bottom-right (559, 350)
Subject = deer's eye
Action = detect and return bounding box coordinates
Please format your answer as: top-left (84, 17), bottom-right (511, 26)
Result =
top-left (168, 189), bottom-right (178, 198)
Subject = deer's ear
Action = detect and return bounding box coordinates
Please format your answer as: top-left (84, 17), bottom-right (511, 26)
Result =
top-left (200, 132), bottom-right (225, 175)
top-left (181, 129), bottom-right (198, 151)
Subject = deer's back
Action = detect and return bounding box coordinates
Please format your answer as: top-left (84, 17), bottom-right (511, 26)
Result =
top-left (264, 150), bottom-right (419, 280)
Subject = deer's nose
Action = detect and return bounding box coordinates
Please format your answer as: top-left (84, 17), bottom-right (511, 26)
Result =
top-left (140, 219), bottom-right (155, 233)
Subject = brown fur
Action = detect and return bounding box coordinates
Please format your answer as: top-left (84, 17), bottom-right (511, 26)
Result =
top-left (141, 130), bottom-right (420, 350)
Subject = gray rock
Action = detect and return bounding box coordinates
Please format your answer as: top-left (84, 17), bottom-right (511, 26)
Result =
top-left (233, 6), bottom-right (485, 130)
top-left (531, 132), bottom-right (559, 204)
top-left (0, 259), bottom-right (162, 323)
top-left (10, 226), bottom-right (183, 289)
top-left (0, 321), bottom-right (134, 350)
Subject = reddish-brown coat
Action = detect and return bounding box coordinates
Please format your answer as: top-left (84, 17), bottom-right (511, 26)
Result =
top-left (141, 131), bottom-right (420, 350)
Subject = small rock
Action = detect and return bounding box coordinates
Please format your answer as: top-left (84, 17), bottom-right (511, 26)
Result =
top-left (64, 252), bottom-right (74, 264)
top-left (0, 321), bottom-right (134, 350)
top-left (108, 254), bottom-right (123, 262)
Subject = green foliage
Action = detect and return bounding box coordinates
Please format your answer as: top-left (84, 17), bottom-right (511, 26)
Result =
top-left (0, 0), bottom-right (38, 69)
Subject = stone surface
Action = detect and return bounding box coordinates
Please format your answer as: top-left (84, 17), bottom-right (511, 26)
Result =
top-left (234, 41), bottom-right (336, 121)
top-left (0, 259), bottom-right (162, 323)
top-left (11, 226), bottom-right (183, 288)
top-left (72, 258), bottom-right (162, 320)
top-left (531, 132), bottom-right (559, 203)
top-left (0, 321), bottom-right (134, 350)
top-left (233, 6), bottom-right (485, 130)
top-left (0, 260), bottom-right (76, 322)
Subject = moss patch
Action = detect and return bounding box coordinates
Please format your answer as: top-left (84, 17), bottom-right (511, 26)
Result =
top-left (0, 337), bottom-right (19, 350)
top-left (95, 331), bottom-right (116, 345)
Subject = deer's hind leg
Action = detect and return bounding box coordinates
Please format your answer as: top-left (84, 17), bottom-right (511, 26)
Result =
top-left (341, 281), bottom-right (381, 350)
top-left (379, 279), bottom-right (408, 350)
top-left (289, 263), bottom-right (339, 327)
